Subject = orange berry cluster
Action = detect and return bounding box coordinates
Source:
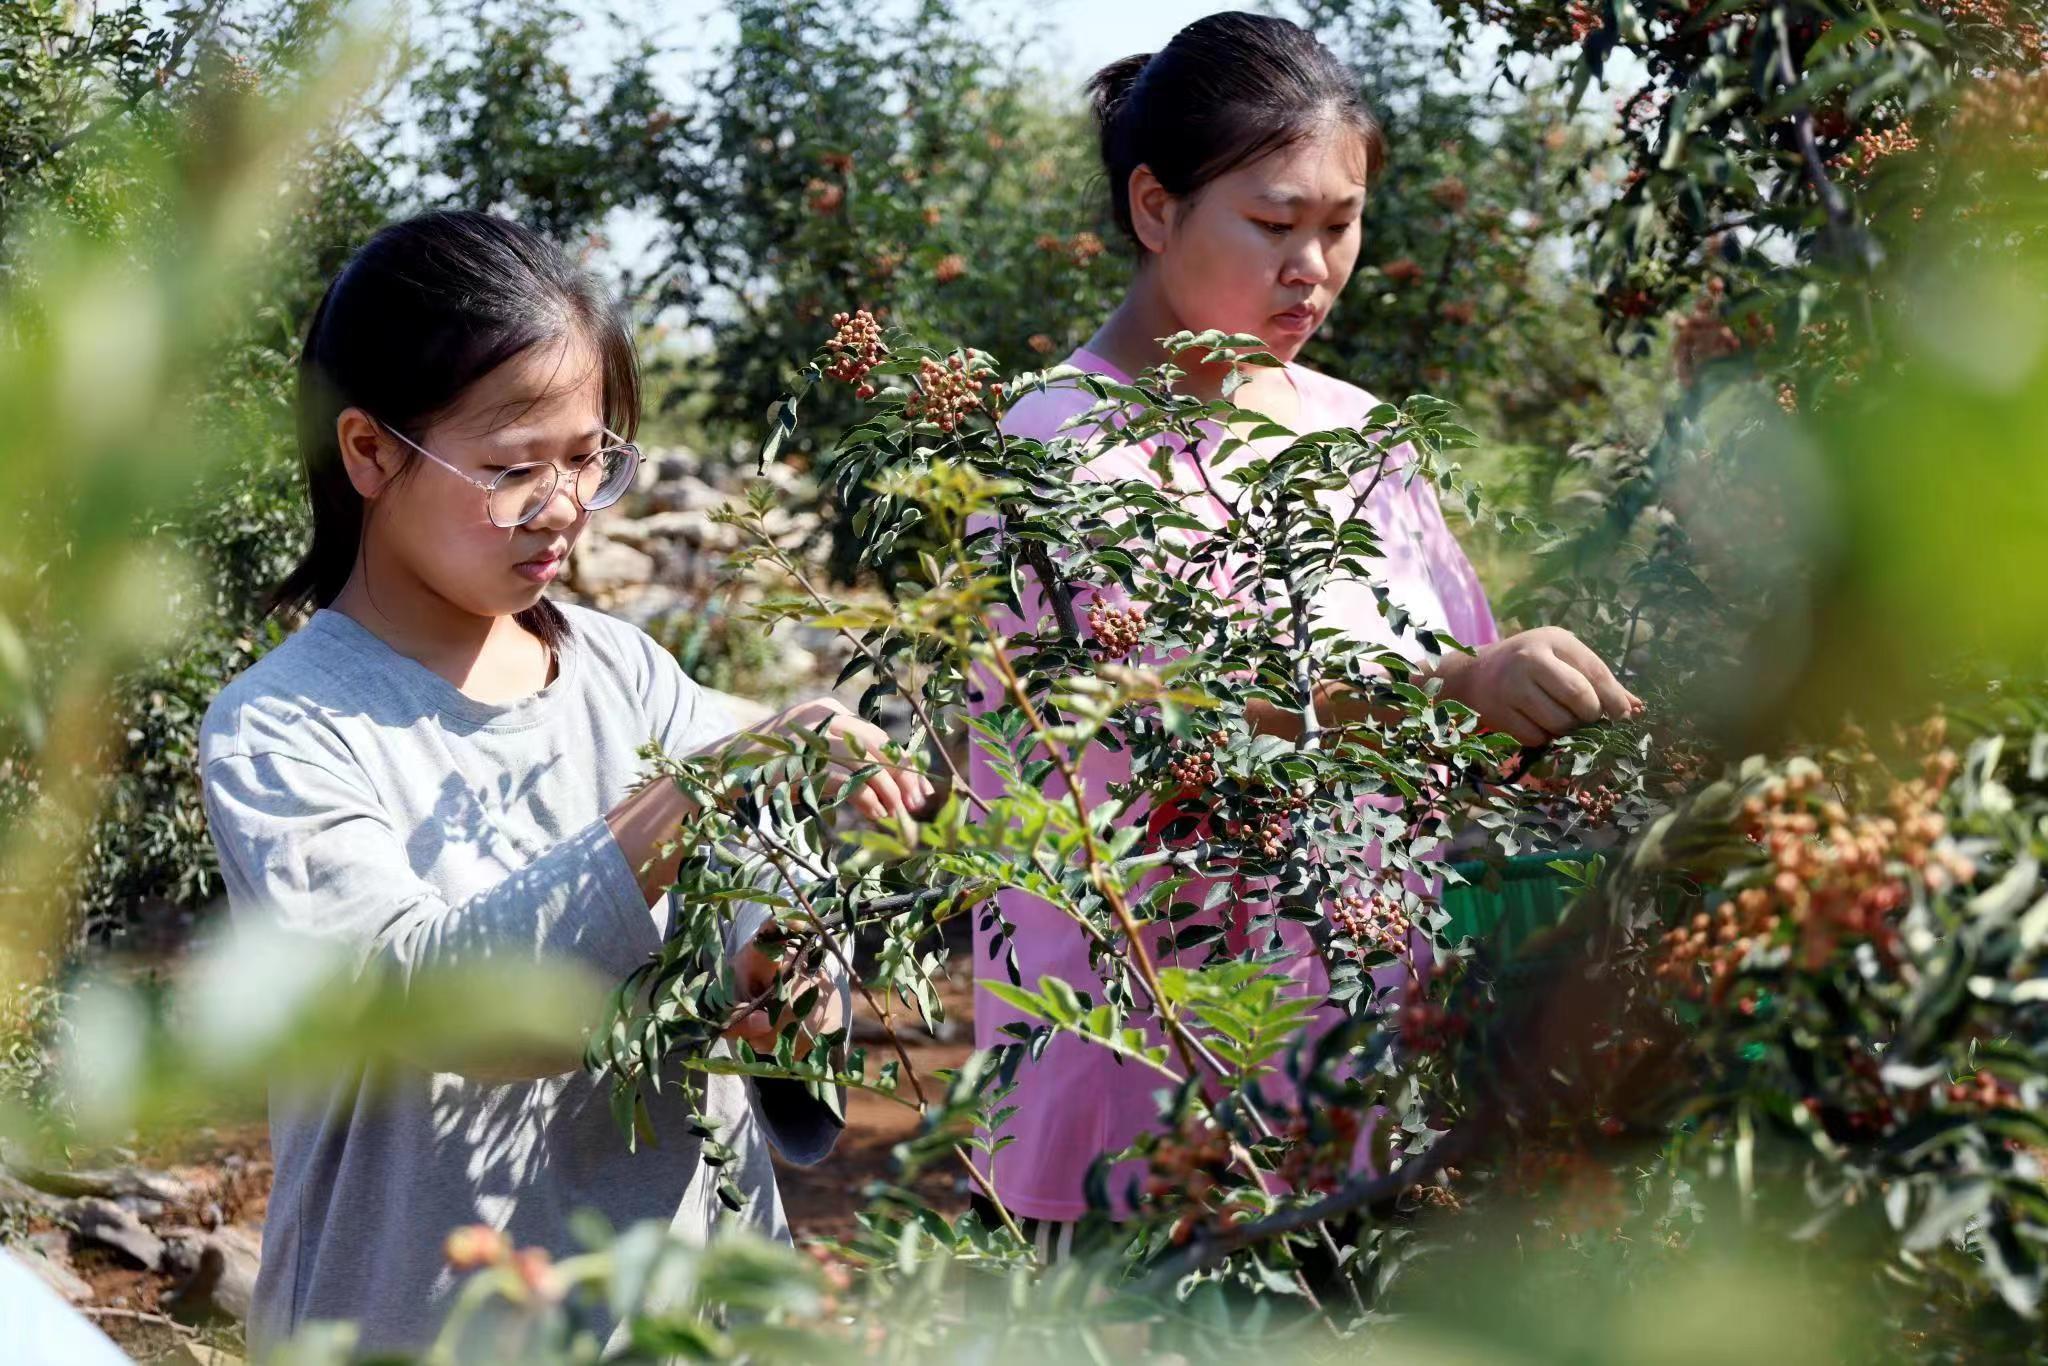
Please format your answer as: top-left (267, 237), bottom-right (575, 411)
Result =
top-left (824, 309), bottom-right (886, 399)
top-left (932, 252), bottom-right (967, 284)
top-left (903, 352), bottom-right (998, 432)
top-left (1946, 1068), bottom-right (2018, 1110)
top-left (1828, 121), bottom-right (1920, 175)
top-left (1086, 600), bottom-right (1145, 656)
top-left (1330, 890), bottom-right (1413, 956)
top-left (1657, 739), bottom-right (1969, 999)
top-left (1070, 231), bottom-right (1106, 264)
top-left (1953, 69), bottom-right (2048, 143)
top-left (443, 1225), bottom-right (561, 1301)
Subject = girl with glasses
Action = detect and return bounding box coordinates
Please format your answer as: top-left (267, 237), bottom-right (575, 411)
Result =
top-left (199, 210), bottom-right (928, 1355)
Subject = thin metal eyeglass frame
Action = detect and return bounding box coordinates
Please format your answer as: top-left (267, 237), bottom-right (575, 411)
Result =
top-left (375, 419), bottom-right (642, 529)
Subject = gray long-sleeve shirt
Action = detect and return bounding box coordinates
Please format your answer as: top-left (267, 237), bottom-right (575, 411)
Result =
top-left (199, 604), bottom-right (840, 1356)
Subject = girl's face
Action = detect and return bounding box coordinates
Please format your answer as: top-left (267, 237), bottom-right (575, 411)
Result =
top-left (360, 332), bottom-right (609, 620)
top-left (1141, 123), bottom-right (1370, 363)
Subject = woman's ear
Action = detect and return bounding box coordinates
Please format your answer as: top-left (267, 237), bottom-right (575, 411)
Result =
top-left (1128, 164), bottom-right (1178, 256)
top-left (335, 408), bottom-right (399, 499)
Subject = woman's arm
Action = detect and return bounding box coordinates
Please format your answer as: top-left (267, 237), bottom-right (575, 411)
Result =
top-left (1244, 628), bottom-right (1643, 744)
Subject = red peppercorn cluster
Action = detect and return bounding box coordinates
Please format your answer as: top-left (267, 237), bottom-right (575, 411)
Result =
top-left (1141, 1118), bottom-right (1240, 1244)
top-left (824, 309), bottom-right (886, 399)
top-left (1617, 86), bottom-right (1670, 135)
top-left (1222, 787), bottom-right (1305, 859)
top-left (1947, 1068), bottom-right (2018, 1110)
top-left (1952, 69), bottom-right (2048, 143)
top-left (932, 252), bottom-right (967, 284)
top-left (1400, 999), bottom-right (1468, 1053)
top-left (1381, 256), bottom-right (1426, 287)
top-left (804, 178), bottom-right (844, 215)
top-left (1566, 1), bottom-right (1600, 42)
top-left (1271, 1107), bottom-right (1364, 1196)
top-left (1601, 285), bottom-right (1657, 319)
top-left (1672, 277), bottom-right (1744, 386)
top-left (1069, 231), bottom-right (1106, 265)
top-left (1439, 299), bottom-right (1477, 326)
top-left (1777, 382), bottom-right (1800, 414)
top-left (1330, 889), bottom-right (1413, 956)
top-left (1429, 176), bottom-right (1469, 213)
top-left (1828, 121), bottom-right (1920, 175)
top-left (1167, 730), bottom-right (1227, 788)
top-left (902, 352), bottom-right (1000, 432)
top-left (1086, 600), bottom-right (1145, 657)
top-left (443, 1225), bottom-right (561, 1301)
top-left (1027, 332), bottom-right (1055, 355)
top-left (1657, 736), bottom-right (1971, 1000)
top-left (443, 1223), bottom-right (509, 1270)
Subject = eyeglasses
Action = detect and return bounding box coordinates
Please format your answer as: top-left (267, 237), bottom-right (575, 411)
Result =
top-left (376, 420), bottom-right (642, 529)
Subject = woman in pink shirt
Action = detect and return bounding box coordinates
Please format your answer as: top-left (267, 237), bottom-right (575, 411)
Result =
top-left (969, 12), bottom-right (1642, 1248)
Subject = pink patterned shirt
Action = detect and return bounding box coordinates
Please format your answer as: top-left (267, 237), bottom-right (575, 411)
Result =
top-left (969, 347), bottom-right (1499, 1221)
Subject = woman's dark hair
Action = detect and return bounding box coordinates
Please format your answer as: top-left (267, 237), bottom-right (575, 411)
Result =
top-left (1086, 11), bottom-right (1386, 249)
top-left (273, 209), bottom-right (640, 648)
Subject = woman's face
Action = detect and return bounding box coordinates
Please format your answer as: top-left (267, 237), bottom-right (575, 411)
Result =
top-left (363, 332), bottom-right (609, 620)
top-left (1145, 123), bottom-right (1370, 363)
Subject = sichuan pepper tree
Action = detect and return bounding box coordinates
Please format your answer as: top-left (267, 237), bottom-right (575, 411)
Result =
top-left (583, 320), bottom-right (1660, 1329)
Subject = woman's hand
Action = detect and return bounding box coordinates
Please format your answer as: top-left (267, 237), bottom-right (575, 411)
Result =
top-left (725, 932), bottom-right (846, 1058)
top-left (1431, 627), bottom-right (1644, 747)
top-left (755, 696), bottom-right (935, 824)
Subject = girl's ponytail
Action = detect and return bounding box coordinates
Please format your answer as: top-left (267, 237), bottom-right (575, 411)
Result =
top-left (1086, 51), bottom-right (1152, 133)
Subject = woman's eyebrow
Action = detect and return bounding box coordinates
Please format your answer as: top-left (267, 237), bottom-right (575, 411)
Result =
top-left (1253, 188), bottom-right (1367, 211)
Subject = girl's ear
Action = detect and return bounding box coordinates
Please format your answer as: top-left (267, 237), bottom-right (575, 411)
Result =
top-left (1128, 164), bottom-right (1178, 256)
top-left (336, 408), bottom-right (400, 499)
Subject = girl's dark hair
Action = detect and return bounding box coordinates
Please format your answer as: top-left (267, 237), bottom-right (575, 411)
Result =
top-left (273, 209), bottom-right (640, 648)
top-left (1086, 11), bottom-right (1386, 249)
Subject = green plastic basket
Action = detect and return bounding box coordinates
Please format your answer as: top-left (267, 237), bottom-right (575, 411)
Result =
top-left (1442, 852), bottom-right (1593, 958)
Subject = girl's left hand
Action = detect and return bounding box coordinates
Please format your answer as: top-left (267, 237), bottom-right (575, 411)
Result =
top-left (726, 932), bottom-right (846, 1058)
top-left (754, 696), bottom-right (934, 825)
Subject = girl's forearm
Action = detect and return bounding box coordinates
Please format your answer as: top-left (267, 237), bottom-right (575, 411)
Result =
top-left (606, 775), bottom-right (705, 903)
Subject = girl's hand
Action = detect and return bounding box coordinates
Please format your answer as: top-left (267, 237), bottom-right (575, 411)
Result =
top-left (1432, 627), bottom-right (1644, 747)
top-left (756, 696), bottom-right (934, 824)
top-left (725, 932), bottom-right (846, 1058)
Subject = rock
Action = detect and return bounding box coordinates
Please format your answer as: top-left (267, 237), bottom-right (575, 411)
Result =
top-left (16, 1232), bottom-right (93, 1303)
top-left (114, 1194), bottom-right (166, 1224)
top-left (0, 1170), bottom-right (70, 1220)
top-left (164, 1229), bottom-right (260, 1325)
top-left (1, 1161), bottom-right (190, 1206)
top-left (69, 1195), bottom-right (167, 1270)
top-left (568, 528), bottom-right (656, 601)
